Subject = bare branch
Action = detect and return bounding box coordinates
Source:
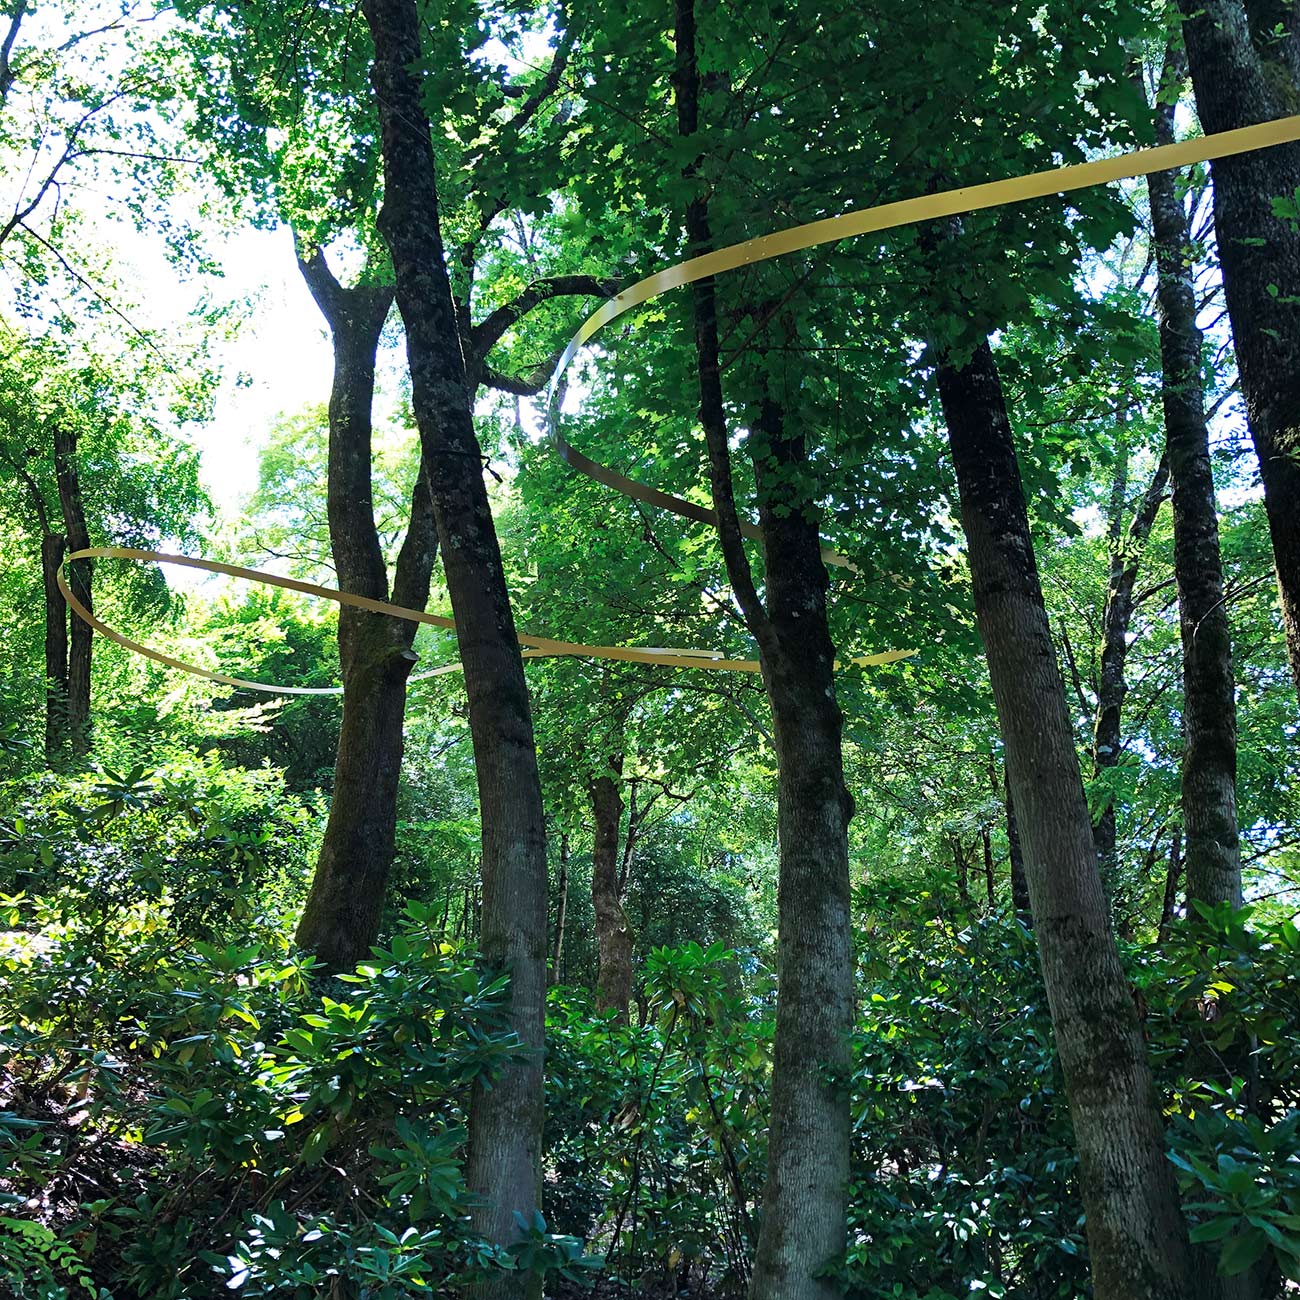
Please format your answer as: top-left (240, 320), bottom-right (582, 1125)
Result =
top-left (11, 224), bottom-right (172, 364)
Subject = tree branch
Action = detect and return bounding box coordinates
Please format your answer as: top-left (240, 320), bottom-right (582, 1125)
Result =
top-left (672, 0), bottom-right (774, 654)
top-left (294, 239), bottom-right (345, 328)
top-left (0, 0), bottom-right (26, 109)
top-left (0, 442), bottom-right (51, 532)
top-left (479, 351), bottom-right (564, 396)
top-left (469, 274), bottom-right (617, 366)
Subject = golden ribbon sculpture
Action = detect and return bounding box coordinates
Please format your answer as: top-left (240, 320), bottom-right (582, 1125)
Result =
top-left (59, 114), bottom-right (1300, 695)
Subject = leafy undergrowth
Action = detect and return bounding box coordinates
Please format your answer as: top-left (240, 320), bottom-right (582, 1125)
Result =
top-left (1, 765), bottom-right (1298, 1299)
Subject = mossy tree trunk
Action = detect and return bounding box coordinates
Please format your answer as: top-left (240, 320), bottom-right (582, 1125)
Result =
top-left (361, 0), bottom-right (549, 1286)
top-left (937, 340), bottom-right (1195, 1300)
top-left (293, 250), bottom-right (439, 970)
top-left (1177, 0), bottom-right (1300, 705)
top-left (673, 7), bottom-right (854, 1295)
top-left (1148, 54), bottom-right (1243, 910)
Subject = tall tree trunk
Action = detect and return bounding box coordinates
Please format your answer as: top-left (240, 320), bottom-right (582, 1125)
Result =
top-left (591, 757), bottom-right (634, 1022)
top-left (1092, 435), bottom-right (1169, 881)
top-left (1148, 61), bottom-right (1243, 910)
top-left (673, 10), bottom-right (852, 1295)
top-left (744, 394), bottom-right (855, 1300)
top-left (52, 425), bottom-right (91, 758)
top-left (1092, 424), bottom-right (1130, 874)
top-left (296, 615), bottom-right (421, 965)
top-left (1176, 0), bottom-right (1300, 704)
top-left (980, 826), bottom-right (996, 911)
top-left (937, 340), bottom-right (1194, 1300)
top-left (362, 0), bottom-right (548, 1283)
top-left (950, 833), bottom-right (974, 914)
top-left (40, 531), bottom-right (68, 764)
top-left (1150, 85), bottom-right (1261, 1299)
top-left (293, 251), bottom-right (440, 969)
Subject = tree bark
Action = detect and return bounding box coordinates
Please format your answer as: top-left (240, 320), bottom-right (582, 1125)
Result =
top-left (673, 10), bottom-right (853, 1295)
top-left (292, 250), bottom-right (441, 970)
top-left (747, 395), bottom-right (856, 1300)
top-left (1005, 772), bottom-right (1032, 927)
top-left (937, 340), bottom-right (1194, 1300)
top-left (361, 0), bottom-right (548, 1283)
top-left (1148, 61), bottom-right (1243, 910)
top-left (39, 531), bottom-right (68, 764)
top-left (1092, 435), bottom-right (1169, 881)
top-left (1091, 422), bottom-right (1129, 877)
top-left (52, 425), bottom-right (91, 758)
top-left (590, 757), bottom-right (634, 1022)
top-left (980, 826), bottom-right (996, 911)
top-left (1177, 0), bottom-right (1300, 705)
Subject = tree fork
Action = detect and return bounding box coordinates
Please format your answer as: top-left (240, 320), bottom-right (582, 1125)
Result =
top-left (361, 0), bottom-right (549, 1288)
top-left (292, 249), bottom-right (440, 969)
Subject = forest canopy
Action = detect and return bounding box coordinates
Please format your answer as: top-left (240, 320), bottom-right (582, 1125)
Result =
top-left (0, 1), bottom-right (1299, 1299)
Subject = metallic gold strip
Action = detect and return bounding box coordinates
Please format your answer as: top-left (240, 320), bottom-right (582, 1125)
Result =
top-left (68, 117), bottom-right (1300, 695)
top-left (548, 115), bottom-right (1300, 543)
top-left (61, 548), bottom-right (910, 693)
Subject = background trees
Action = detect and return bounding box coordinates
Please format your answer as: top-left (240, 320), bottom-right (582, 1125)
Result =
top-left (1, 0), bottom-right (1299, 1298)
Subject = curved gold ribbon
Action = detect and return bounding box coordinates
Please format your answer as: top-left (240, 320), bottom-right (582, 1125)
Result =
top-left (547, 114), bottom-right (1300, 535)
top-left (59, 548), bottom-right (914, 694)
top-left (66, 115), bottom-right (1300, 695)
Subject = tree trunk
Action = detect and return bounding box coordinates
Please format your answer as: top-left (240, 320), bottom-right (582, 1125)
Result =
top-left (591, 758), bottom-right (634, 1022)
top-left (937, 340), bottom-right (1194, 1300)
top-left (1094, 419), bottom-right (1134, 881)
top-left (1148, 62), bottom-right (1243, 910)
top-left (1177, 0), bottom-right (1300, 705)
top-left (296, 619), bottom-right (421, 966)
top-left (52, 425), bottom-right (91, 758)
top-left (40, 530), bottom-right (68, 764)
top-left (2, 453), bottom-right (67, 765)
top-left (361, 0), bottom-right (548, 1282)
top-left (1092, 435), bottom-right (1169, 882)
top-left (980, 826), bottom-right (996, 911)
top-left (550, 830), bottom-right (569, 985)
top-left (1159, 828), bottom-right (1185, 944)
top-left (744, 397), bottom-right (855, 1300)
top-left (618, 778), bottom-right (638, 895)
top-left (950, 833), bottom-right (973, 914)
top-left (671, 10), bottom-right (854, 1297)
top-left (293, 252), bottom-right (441, 969)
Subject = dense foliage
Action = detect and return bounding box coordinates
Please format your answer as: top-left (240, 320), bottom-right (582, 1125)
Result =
top-left (0, 0), bottom-right (1297, 1296)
